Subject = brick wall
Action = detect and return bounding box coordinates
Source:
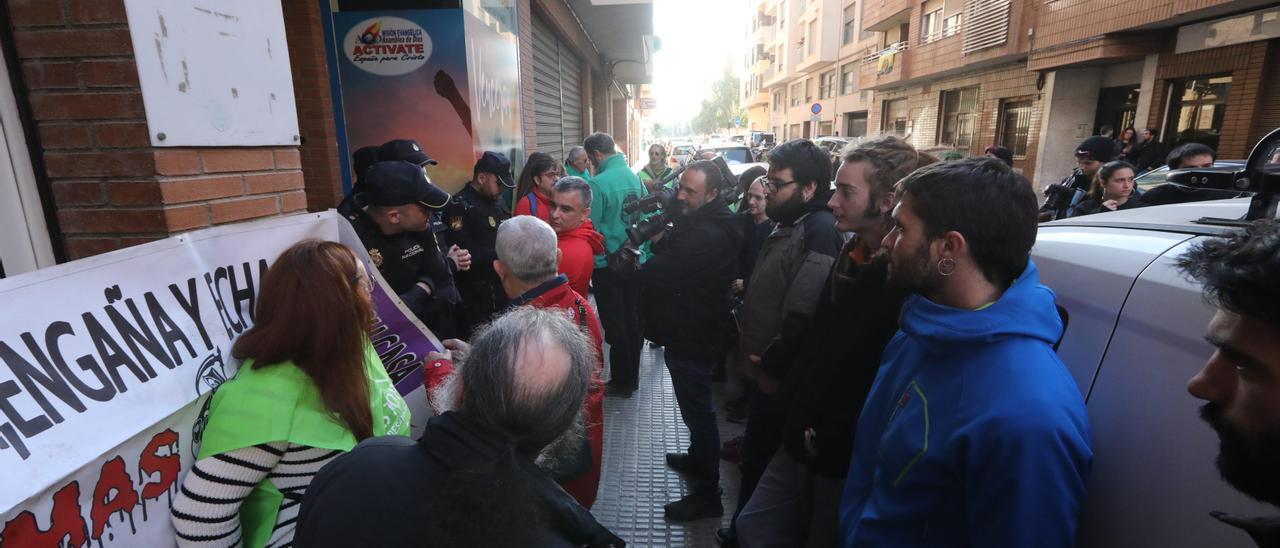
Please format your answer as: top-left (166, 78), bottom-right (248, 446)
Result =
top-left (1146, 40), bottom-right (1272, 159)
top-left (8, 0), bottom-right (306, 260)
top-left (1033, 0), bottom-right (1234, 52)
top-left (868, 62), bottom-right (1043, 176)
top-left (282, 0), bottom-right (343, 210)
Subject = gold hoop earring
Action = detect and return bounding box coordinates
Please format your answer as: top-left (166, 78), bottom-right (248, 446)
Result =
top-left (938, 257), bottom-right (956, 277)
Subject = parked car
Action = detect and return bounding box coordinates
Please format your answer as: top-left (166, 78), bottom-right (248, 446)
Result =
top-left (696, 143), bottom-right (754, 165)
top-left (1034, 130), bottom-right (1279, 547)
top-left (812, 136), bottom-right (847, 156)
top-left (1035, 199), bottom-right (1268, 548)
top-left (1136, 160), bottom-right (1246, 191)
top-left (669, 141), bottom-right (696, 167)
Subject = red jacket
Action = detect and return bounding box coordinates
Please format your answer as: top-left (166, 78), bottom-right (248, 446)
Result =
top-left (513, 190), bottom-right (553, 223)
top-left (421, 275), bottom-right (605, 509)
top-left (521, 276), bottom-right (605, 509)
top-left (557, 219), bottom-right (605, 296)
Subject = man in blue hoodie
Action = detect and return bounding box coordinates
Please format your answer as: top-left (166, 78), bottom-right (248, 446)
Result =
top-left (840, 157), bottom-right (1093, 547)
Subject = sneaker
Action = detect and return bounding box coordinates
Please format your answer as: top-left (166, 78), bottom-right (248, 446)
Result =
top-left (665, 452), bottom-right (697, 475)
top-left (717, 527), bottom-right (739, 547)
top-left (664, 492), bottom-right (723, 521)
top-left (720, 437), bottom-right (742, 463)
top-left (604, 382), bottom-right (635, 398)
top-left (724, 397), bottom-right (748, 415)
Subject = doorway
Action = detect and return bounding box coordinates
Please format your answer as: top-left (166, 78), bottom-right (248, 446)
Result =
top-left (1093, 85), bottom-right (1139, 136)
top-left (0, 39), bottom-right (55, 278)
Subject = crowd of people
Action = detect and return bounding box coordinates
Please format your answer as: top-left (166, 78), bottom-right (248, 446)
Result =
top-left (165, 128), bottom-right (1280, 548)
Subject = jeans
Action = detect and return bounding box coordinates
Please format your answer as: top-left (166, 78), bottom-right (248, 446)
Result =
top-left (737, 449), bottom-right (843, 548)
top-left (593, 268), bottom-right (642, 388)
top-left (665, 349), bottom-right (720, 495)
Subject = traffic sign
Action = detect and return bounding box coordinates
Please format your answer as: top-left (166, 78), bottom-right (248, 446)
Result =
top-left (810, 103), bottom-right (822, 114)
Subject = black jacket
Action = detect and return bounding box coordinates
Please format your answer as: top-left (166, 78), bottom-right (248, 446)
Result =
top-left (634, 198), bottom-right (743, 360)
top-left (1133, 140), bottom-right (1166, 173)
top-left (295, 412), bottom-right (623, 547)
top-left (772, 241), bottom-right (906, 477)
top-left (1068, 195), bottom-right (1150, 217)
top-left (338, 195), bottom-right (457, 299)
top-left (738, 215), bottom-right (775, 283)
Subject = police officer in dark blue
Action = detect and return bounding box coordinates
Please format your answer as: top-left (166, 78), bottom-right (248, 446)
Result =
top-left (338, 157), bottom-right (461, 338)
top-left (378, 139), bottom-right (473, 276)
top-left (443, 151), bottom-right (515, 340)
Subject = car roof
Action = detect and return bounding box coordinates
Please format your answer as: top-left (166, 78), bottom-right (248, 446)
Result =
top-left (1044, 198), bottom-right (1250, 236)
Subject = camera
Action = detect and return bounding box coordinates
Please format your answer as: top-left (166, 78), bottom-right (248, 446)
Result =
top-left (620, 155), bottom-right (741, 247)
top-left (1039, 170), bottom-right (1091, 221)
top-left (1166, 127), bottom-right (1280, 223)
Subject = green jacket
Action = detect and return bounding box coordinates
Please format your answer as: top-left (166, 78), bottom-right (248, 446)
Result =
top-left (199, 342), bottom-right (411, 547)
top-left (589, 153), bottom-right (649, 269)
top-left (566, 163), bottom-right (592, 181)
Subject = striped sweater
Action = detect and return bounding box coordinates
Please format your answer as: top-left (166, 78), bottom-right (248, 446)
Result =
top-left (171, 442), bottom-right (342, 547)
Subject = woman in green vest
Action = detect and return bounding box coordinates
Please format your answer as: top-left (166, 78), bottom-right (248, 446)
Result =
top-left (171, 240), bottom-right (411, 548)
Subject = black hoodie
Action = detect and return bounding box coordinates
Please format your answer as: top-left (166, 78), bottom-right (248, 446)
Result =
top-left (634, 197), bottom-right (744, 360)
top-left (295, 412), bottom-right (624, 547)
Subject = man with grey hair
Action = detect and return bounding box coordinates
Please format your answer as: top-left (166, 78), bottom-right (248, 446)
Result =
top-left (565, 146), bottom-right (592, 180)
top-left (550, 177), bottom-right (605, 296)
top-left (295, 307), bottom-right (622, 547)
top-left (429, 215), bottom-right (608, 508)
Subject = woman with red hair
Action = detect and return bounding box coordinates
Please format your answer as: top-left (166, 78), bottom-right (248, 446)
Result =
top-left (172, 240), bottom-right (410, 547)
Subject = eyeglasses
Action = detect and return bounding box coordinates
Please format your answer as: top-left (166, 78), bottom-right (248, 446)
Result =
top-left (764, 176), bottom-right (799, 193)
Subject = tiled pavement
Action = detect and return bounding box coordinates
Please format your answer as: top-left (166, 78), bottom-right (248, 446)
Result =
top-left (592, 341), bottom-right (746, 547)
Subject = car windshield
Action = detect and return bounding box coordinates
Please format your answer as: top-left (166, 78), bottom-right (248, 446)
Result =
top-left (673, 146), bottom-right (695, 156)
top-left (712, 148), bottom-right (751, 164)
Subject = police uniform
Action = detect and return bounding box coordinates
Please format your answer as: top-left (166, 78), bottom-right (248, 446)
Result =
top-left (340, 159), bottom-right (460, 338)
top-left (443, 183), bottom-right (510, 339)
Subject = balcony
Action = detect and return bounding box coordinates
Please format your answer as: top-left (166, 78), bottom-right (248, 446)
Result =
top-left (859, 41), bottom-right (908, 89)
top-left (863, 0), bottom-right (913, 33)
top-left (746, 88), bottom-right (771, 108)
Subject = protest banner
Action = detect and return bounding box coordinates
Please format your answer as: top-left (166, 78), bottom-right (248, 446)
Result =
top-left (0, 211), bottom-right (439, 546)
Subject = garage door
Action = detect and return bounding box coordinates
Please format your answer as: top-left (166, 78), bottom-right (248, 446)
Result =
top-left (531, 14), bottom-right (585, 163)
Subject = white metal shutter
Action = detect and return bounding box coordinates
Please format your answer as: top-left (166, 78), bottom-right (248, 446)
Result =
top-left (532, 15), bottom-right (566, 161)
top-left (559, 46), bottom-right (584, 155)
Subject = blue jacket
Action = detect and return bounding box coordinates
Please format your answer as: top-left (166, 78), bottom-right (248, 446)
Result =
top-left (840, 259), bottom-right (1092, 548)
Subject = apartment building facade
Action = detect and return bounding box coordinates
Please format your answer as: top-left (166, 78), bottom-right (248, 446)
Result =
top-left (745, 0), bottom-right (1278, 186)
top-left (743, 0), bottom-right (878, 141)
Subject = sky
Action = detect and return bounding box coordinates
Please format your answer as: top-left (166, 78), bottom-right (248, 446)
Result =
top-left (650, 0), bottom-right (753, 126)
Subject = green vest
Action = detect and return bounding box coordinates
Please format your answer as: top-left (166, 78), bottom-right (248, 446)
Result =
top-left (198, 342), bottom-right (411, 547)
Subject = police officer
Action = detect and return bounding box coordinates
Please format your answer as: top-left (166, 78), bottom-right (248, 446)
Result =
top-left (443, 151), bottom-right (515, 339)
top-left (377, 139), bottom-right (472, 276)
top-left (337, 159), bottom-right (460, 338)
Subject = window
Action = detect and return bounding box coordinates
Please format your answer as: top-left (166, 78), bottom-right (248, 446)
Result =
top-left (883, 98), bottom-right (908, 135)
top-left (805, 78), bottom-right (813, 102)
top-left (1164, 75), bottom-right (1231, 151)
top-left (843, 6), bottom-right (856, 44)
top-left (998, 99), bottom-right (1033, 158)
top-left (845, 111), bottom-right (869, 137)
top-left (774, 89), bottom-right (784, 109)
top-left (943, 13), bottom-right (962, 37)
top-left (840, 62), bottom-right (858, 95)
top-left (807, 21), bottom-right (818, 56)
top-left (819, 70), bottom-right (836, 99)
top-left (790, 82), bottom-right (803, 107)
top-left (921, 9), bottom-right (943, 44)
top-left (938, 87), bottom-right (978, 147)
